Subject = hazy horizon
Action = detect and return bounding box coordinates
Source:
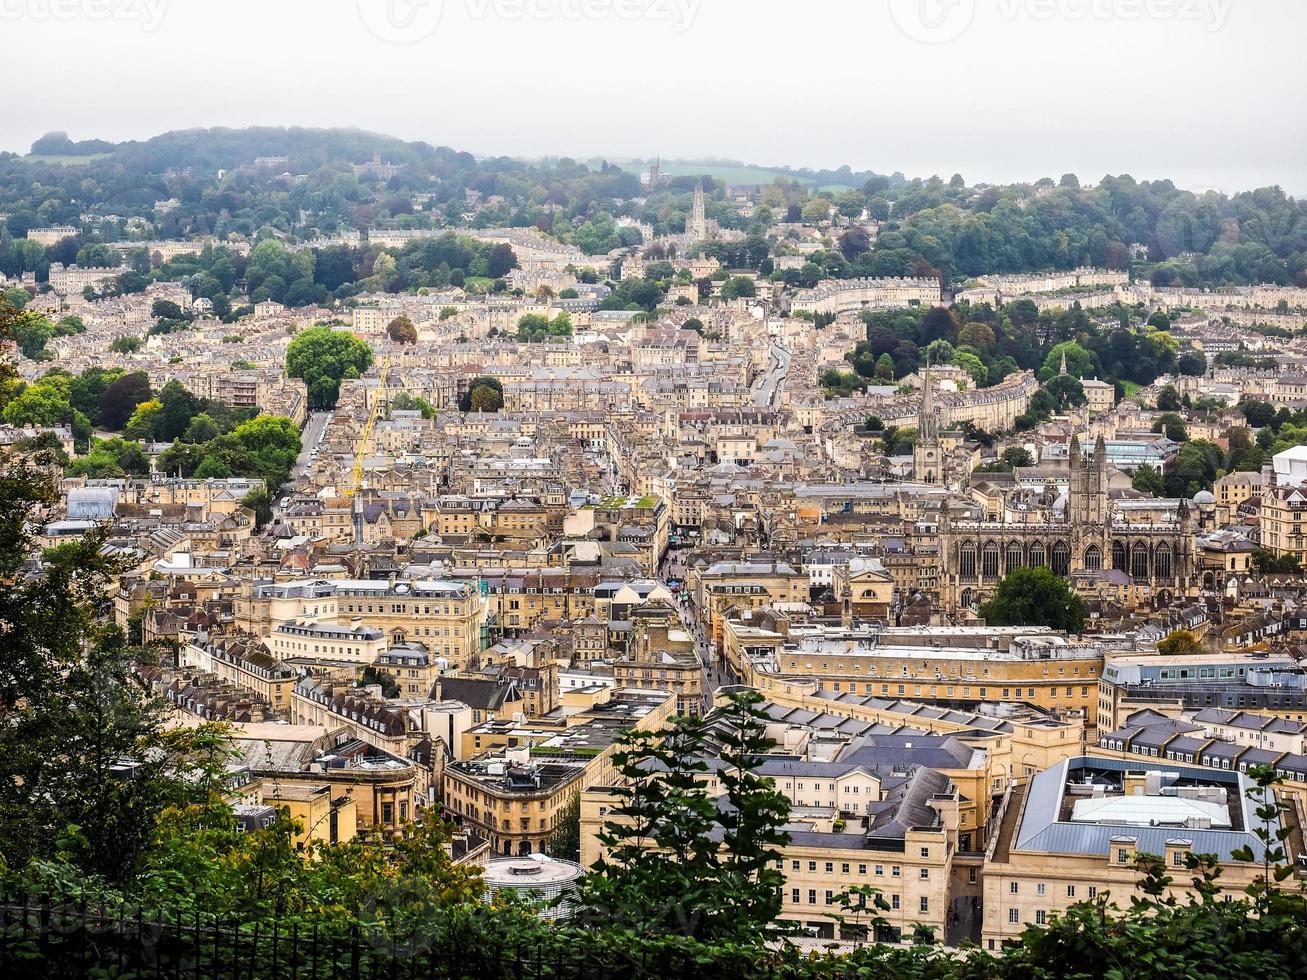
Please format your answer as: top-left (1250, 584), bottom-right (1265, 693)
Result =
top-left (3, 0), bottom-right (1304, 196)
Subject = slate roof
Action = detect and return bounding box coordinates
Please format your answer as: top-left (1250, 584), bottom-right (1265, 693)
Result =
top-left (1013, 756), bottom-right (1272, 862)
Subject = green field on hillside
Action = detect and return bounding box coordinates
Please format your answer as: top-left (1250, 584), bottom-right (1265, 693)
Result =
top-left (619, 160), bottom-right (859, 189)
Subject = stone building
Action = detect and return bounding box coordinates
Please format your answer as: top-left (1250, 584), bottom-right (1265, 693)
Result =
top-left (938, 434), bottom-right (1197, 612)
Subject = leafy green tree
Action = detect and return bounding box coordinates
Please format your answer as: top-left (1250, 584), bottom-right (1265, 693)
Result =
top-left (1165, 439), bottom-right (1222, 496)
top-left (1044, 374), bottom-right (1086, 412)
top-left (0, 447), bottom-right (220, 882)
top-left (712, 690), bottom-right (791, 939)
top-left (873, 353), bottom-right (895, 380)
top-left (1156, 385), bottom-right (1182, 411)
top-left (357, 664), bottom-right (400, 698)
top-left (576, 691), bottom-right (792, 945)
top-left (53, 314), bottom-right (85, 337)
top-left (979, 566), bottom-right (1085, 633)
top-left (154, 380), bottom-right (201, 442)
top-left (2, 382), bottom-right (72, 427)
top-left (241, 486), bottom-right (273, 528)
top-left (1241, 400), bottom-right (1276, 428)
top-left (151, 299), bottom-right (189, 321)
top-left (1153, 413), bottom-right (1189, 442)
top-left (98, 371), bottom-right (153, 430)
top-left (194, 456), bottom-right (233, 479)
top-left (110, 335), bottom-right (142, 353)
top-left (1157, 629), bottom-right (1203, 657)
top-left (957, 321), bottom-right (996, 353)
top-left (66, 437), bottom-right (150, 478)
top-left (486, 243), bottom-right (518, 278)
top-left (1177, 350), bottom-right (1208, 376)
top-left (1132, 463), bottom-right (1166, 496)
top-left (1000, 446), bottom-right (1034, 469)
top-left (516, 312), bottom-right (572, 342)
top-left (183, 413), bottom-right (221, 444)
top-left (123, 399), bottom-right (162, 441)
top-left (390, 391), bottom-right (436, 418)
top-left (387, 315), bottom-right (417, 344)
top-left (460, 377), bottom-right (504, 413)
top-left (285, 326), bottom-right (373, 410)
top-left (720, 275), bottom-right (757, 301)
top-left (1252, 550), bottom-right (1303, 574)
top-left (12, 310), bottom-right (54, 359)
top-left (547, 790), bottom-right (581, 862)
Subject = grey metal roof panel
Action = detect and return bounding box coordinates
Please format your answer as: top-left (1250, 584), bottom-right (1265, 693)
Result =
top-left (1013, 756), bottom-right (1272, 862)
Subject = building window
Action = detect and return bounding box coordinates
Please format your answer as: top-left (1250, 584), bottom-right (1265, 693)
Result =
top-left (920, 868), bottom-right (930, 880)
top-left (1131, 541), bottom-right (1150, 581)
top-left (1036, 883), bottom-right (1046, 897)
top-left (808, 890), bottom-right (816, 905)
top-left (1010, 881), bottom-right (1018, 894)
top-left (1067, 885), bottom-right (1076, 898)
top-left (1155, 542), bottom-right (1173, 579)
top-left (1035, 910), bottom-right (1047, 925)
top-left (1088, 887), bottom-right (1097, 899)
top-left (1005, 541), bottom-right (1023, 571)
top-left (1008, 908), bottom-right (1019, 924)
top-left (1051, 541), bottom-right (1070, 577)
top-left (960, 542), bottom-right (977, 578)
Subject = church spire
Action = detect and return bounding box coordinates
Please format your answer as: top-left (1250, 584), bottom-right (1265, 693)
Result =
top-left (921, 352), bottom-right (934, 416)
top-left (1059, 350), bottom-right (1068, 376)
top-left (918, 353), bottom-right (939, 446)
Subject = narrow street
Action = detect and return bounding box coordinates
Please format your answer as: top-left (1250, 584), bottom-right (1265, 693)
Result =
top-left (752, 342), bottom-right (791, 408)
top-left (276, 410), bottom-right (330, 507)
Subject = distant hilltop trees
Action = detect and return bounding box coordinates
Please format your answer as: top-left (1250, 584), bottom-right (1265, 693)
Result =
top-left (29, 131), bottom-right (116, 157)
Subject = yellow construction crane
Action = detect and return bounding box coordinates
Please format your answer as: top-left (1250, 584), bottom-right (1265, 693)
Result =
top-left (345, 355), bottom-right (392, 497)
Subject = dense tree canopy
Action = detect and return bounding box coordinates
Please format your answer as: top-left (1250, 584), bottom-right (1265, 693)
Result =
top-left (285, 326), bottom-right (373, 409)
top-left (979, 566), bottom-right (1086, 633)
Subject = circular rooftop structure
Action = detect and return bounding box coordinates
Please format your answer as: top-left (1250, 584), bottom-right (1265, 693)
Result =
top-left (482, 854), bottom-right (584, 918)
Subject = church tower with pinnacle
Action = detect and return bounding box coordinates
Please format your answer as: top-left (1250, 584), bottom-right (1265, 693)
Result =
top-left (1068, 432), bottom-right (1110, 572)
top-left (914, 358), bottom-right (943, 484)
top-left (688, 182), bottom-right (708, 241)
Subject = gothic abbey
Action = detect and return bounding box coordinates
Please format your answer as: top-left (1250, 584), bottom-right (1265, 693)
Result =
top-left (936, 432), bottom-right (1196, 611)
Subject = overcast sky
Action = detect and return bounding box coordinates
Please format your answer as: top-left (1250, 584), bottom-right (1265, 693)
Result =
top-left (3, 0), bottom-right (1303, 194)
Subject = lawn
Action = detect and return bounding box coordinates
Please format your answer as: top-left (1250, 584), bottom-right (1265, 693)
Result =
top-left (618, 160), bottom-right (857, 189)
